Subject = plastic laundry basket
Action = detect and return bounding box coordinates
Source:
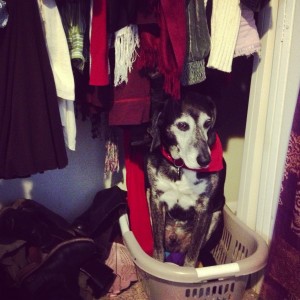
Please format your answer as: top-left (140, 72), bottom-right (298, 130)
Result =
top-left (119, 205), bottom-right (269, 300)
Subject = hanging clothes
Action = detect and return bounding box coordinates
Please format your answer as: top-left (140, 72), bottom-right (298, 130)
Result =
top-left (108, 0), bottom-right (140, 87)
top-left (241, 0), bottom-right (270, 12)
top-left (233, 4), bottom-right (261, 59)
top-left (56, 0), bottom-right (89, 73)
top-left (113, 24), bottom-right (140, 87)
top-left (207, 0), bottom-right (241, 73)
top-left (107, 1), bottom-right (150, 126)
top-left (108, 54), bottom-right (151, 126)
top-left (0, 0), bottom-right (68, 179)
top-left (108, 0), bottom-right (137, 33)
top-left (89, 0), bottom-right (109, 86)
top-left (181, 0), bottom-right (211, 86)
top-left (157, 0), bottom-right (186, 100)
top-left (39, 0), bottom-right (77, 151)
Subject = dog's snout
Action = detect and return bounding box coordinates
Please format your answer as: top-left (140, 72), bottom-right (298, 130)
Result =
top-left (197, 154), bottom-right (211, 167)
top-left (169, 234), bottom-right (177, 242)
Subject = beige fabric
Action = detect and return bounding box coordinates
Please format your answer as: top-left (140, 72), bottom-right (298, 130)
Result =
top-left (207, 0), bottom-right (241, 72)
top-left (39, 0), bottom-right (77, 151)
top-left (114, 25), bottom-right (140, 87)
top-left (58, 98), bottom-right (76, 151)
top-left (104, 242), bottom-right (138, 297)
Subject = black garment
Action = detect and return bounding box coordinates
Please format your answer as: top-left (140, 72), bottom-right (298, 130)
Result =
top-left (108, 0), bottom-right (137, 33)
top-left (0, 0), bottom-right (68, 179)
top-left (72, 186), bottom-right (128, 256)
top-left (0, 199), bottom-right (116, 299)
top-left (241, 0), bottom-right (270, 11)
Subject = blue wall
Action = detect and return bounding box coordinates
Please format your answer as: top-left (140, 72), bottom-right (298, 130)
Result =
top-left (0, 120), bottom-right (124, 222)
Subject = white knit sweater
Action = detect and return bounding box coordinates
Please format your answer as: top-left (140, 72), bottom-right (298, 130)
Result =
top-left (207, 0), bottom-right (241, 73)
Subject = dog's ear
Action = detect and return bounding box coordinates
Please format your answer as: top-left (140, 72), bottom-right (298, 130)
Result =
top-left (206, 96), bottom-right (217, 147)
top-left (149, 97), bottom-right (171, 151)
top-left (208, 128), bottom-right (216, 147)
top-left (149, 111), bottom-right (162, 151)
top-left (149, 97), bottom-right (180, 151)
top-left (208, 96), bottom-right (217, 128)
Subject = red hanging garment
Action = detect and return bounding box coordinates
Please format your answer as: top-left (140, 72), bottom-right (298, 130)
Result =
top-left (89, 0), bottom-right (109, 86)
top-left (124, 129), bottom-right (154, 256)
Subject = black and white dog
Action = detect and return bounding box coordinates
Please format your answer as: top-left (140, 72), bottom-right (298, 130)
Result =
top-left (147, 91), bottom-right (226, 267)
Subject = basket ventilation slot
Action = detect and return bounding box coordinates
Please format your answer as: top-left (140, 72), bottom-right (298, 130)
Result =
top-left (232, 240), bottom-right (249, 262)
top-left (212, 227), bottom-right (232, 264)
top-left (185, 282), bottom-right (235, 299)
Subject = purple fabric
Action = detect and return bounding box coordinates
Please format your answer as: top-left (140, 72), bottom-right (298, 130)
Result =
top-left (241, 0), bottom-right (270, 12)
top-left (164, 252), bottom-right (185, 266)
top-left (260, 91), bottom-right (300, 299)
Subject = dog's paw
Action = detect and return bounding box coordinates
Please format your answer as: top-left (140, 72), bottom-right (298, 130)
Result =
top-left (183, 257), bottom-right (197, 268)
top-left (153, 249), bottom-right (164, 262)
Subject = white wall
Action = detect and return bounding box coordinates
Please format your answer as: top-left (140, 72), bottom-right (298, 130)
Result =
top-left (237, 0), bottom-right (300, 242)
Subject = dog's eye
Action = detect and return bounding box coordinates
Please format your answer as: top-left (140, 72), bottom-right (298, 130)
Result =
top-left (177, 122), bottom-right (189, 131)
top-left (204, 119), bottom-right (212, 129)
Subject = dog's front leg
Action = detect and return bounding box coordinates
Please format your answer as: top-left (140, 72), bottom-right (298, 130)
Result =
top-left (184, 212), bottom-right (212, 267)
top-left (150, 192), bottom-right (165, 262)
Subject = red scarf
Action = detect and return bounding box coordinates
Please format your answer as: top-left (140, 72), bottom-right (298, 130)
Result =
top-left (137, 0), bottom-right (186, 100)
top-left (161, 134), bottom-right (224, 172)
top-left (89, 0), bottom-right (109, 86)
top-left (124, 129), bottom-right (154, 256)
top-left (158, 0), bottom-right (186, 100)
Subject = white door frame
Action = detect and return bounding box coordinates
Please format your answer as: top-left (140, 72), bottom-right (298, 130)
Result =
top-left (237, 0), bottom-right (300, 242)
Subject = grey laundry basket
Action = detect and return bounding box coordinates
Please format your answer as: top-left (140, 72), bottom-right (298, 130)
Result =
top-left (119, 205), bottom-right (268, 300)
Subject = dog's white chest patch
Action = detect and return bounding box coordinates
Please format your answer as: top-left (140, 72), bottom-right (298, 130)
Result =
top-left (156, 169), bottom-right (208, 210)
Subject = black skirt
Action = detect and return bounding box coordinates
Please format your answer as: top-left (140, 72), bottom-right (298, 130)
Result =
top-left (0, 0), bottom-right (68, 179)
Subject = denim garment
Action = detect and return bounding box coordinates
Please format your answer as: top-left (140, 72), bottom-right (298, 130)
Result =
top-left (0, 0), bottom-right (8, 28)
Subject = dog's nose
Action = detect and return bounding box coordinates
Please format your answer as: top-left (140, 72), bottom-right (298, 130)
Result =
top-left (197, 155), bottom-right (211, 167)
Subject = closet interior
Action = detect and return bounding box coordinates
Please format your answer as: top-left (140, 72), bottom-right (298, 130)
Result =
top-left (0, 0), bottom-right (259, 219)
top-left (0, 0), bottom-right (273, 299)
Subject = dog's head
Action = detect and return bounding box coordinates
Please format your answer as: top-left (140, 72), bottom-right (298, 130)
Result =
top-left (164, 206), bottom-right (195, 253)
top-left (157, 91), bottom-right (217, 169)
top-left (164, 219), bottom-right (193, 253)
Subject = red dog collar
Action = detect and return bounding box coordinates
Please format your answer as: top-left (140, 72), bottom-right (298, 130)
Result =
top-left (160, 134), bottom-right (223, 172)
